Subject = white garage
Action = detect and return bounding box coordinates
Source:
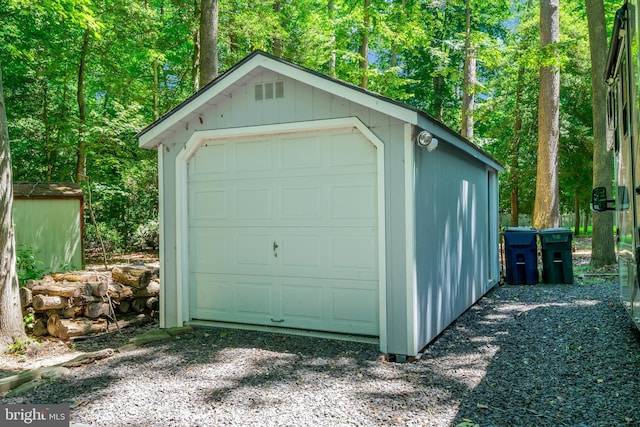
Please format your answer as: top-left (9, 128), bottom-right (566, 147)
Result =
top-left (137, 51), bottom-right (503, 358)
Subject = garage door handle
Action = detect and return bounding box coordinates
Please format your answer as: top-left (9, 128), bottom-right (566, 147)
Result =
top-left (271, 318), bottom-right (284, 323)
top-left (273, 241), bottom-right (279, 257)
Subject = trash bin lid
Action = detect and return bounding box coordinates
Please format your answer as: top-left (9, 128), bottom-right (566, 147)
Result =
top-left (539, 227), bottom-right (572, 242)
top-left (503, 227), bottom-right (537, 245)
top-left (538, 227), bottom-right (572, 234)
top-left (503, 227), bottom-right (537, 233)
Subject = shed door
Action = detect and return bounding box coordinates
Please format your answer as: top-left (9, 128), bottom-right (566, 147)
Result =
top-left (187, 128), bottom-right (379, 335)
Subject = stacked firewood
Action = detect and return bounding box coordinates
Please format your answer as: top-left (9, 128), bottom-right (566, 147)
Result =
top-left (20, 265), bottom-right (159, 340)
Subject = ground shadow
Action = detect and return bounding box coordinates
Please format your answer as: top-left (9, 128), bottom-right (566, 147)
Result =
top-left (445, 283), bottom-right (640, 426)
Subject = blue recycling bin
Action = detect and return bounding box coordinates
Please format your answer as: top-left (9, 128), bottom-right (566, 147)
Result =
top-left (539, 228), bottom-right (573, 284)
top-left (503, 227), bottom-right (538, 285)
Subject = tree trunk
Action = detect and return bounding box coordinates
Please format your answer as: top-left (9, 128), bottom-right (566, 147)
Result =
top-left (192, 0), bottom-right (201, 91)
top-left (31, 281), bottom-right (92, 298)
top-left (273, 1), bottom-right (283, 58)
top-left (153, 58), bottom-right (160, 120)
top-left (199, 0), bottom-right (219, 88)
top-left (586, 0), bottom-right (616, 266)
top-left (107, 282), bottom-right (134, 300)
top-left (359, 0), bottom-right (370, 89)
top-left (47, 314), bottom-right (108, 340)
top-left (583, 208), bottom-right (590, 233)
top-left (19, 287), bottom-right (32, 309)
top-left (0, 60), bottom-right (27, 350)
top-left (328, 0), bottom-right (336, 77)
top-left (43, 83), bottom-right (54, 181)
top-left (132, 280), bottom-right (160, 297)
top-left (88, 281), bottom-right (108, 297)
top-left (432, 75), bottom-right (445, 122)
top-left (50, 271), bottom-right (106, 282)
top-left (461, 0), bottom-right (475, 140)
top-left (390, 0), bottom-right (406, 68)
top-left (573, 195), bottom-right (581, 236)
top-left (533, 0), bottom-right (560, 230)
top-left (510, 61), bottom-right (526, 228)
top-left (32, 294), bottom-right (69, 311)
top-left (84, 302), bottom-right (111, 318)
top-left (75, 28), bottom-right (90, 183)
top-left (112, 265), bottom-right (157, 288)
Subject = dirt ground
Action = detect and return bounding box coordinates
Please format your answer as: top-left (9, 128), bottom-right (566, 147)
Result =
top-left (1, 252), bottom-right (160, 374)
top-left (0, 238), bottom-right (613, 375)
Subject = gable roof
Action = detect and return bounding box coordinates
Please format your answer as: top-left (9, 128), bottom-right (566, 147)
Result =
top-left (137, 51), bottom-right (502, 171)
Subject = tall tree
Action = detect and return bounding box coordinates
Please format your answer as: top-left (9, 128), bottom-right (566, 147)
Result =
top-left (586, 0), bottom-right (616, 266)
top-left (461, 0), bottom-right (476, 139)
top-left (510, 65), bottom-right (527, 226)
top-left (199, 0), bottom-right (219, 88)
top-left (533, 0), bottom-right (560, 229)
top-left (272, 1), bottom-right (283, 58)
top-left (75, 27), bottom-right (90, 183)
top-left (328, 0), bottom-right (337, 76)
top-left (192, 0), bottom-right (201, 91)
top-left (359, 0), bottom-right (370, 89)
top-left (0, 60), bottom-right (26, 351)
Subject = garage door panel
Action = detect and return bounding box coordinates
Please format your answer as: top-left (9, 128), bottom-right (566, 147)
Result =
top-left (329, 133), bottom-right (376, 167)
top-left (191, 228), bottom-right (275, 275)
top-left (281, 135), bottom-right (322, 169)
top-left (330, 184), bottom-right (376, 220)
top-left (236, 188), bottom-right (273, 219)
top-left (190, 189), bottom-right (228, 224)
top-left (190, 228), bottom-right (229, 272)
top-left (281, 283), bottom-right (323, 320)
top-left (191, 179), bottom-right (375, 227)
top-left (331, 286), bottom-right (378, 325)
top-left (280, 235), bottom-right (322, 268)
top-left (331, 236), bottom-right (377, 272)
top-left (235, 139), bottom-right (272, 172)
top-left (191, 143), bottom-right (227, 176)
top-left (192, 274), bottom-right (276, 324)
top-left (237, 234), bottom-right (274, 267)
top-left (281, 186), bottom-right (321, 219)
top-left (191, 273), bottom-right (233, 315)
top-left (191, 228), bottom-right (376, 279)
top-left (236, 281), bottom-right (273, 315)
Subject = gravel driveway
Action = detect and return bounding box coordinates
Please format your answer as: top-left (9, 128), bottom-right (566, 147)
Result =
top-left (3, 278), bottom-right (640, 427)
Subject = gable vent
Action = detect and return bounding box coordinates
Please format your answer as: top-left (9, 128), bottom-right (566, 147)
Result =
top-left (255, 81), bottom-right (284, 101)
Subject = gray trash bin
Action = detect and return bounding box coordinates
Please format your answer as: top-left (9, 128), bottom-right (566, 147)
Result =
top-left (539, 228), bottom-right (573, 284)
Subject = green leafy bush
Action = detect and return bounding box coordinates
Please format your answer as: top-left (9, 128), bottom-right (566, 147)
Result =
top-left (85, 222), bottom-right (125, 254)
top-left (6, 337), bottom-right (37, 355)
top-left (133, 219), bottom-right (159, 251)
top-left (16, 247), bottom-right (43, 286)
top-left (23, 311), bottom-right (35, 333)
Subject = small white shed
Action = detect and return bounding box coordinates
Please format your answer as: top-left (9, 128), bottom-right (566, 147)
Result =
top-left (137, 51), bottom-right (503, 357)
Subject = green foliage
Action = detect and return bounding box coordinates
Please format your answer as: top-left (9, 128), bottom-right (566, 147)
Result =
top-left (16, 247), bottom-right (43, 286)
top-left (85, 221), bottom-right (125, 254)
top-left (5, 337), bottom-right (37, 355)
top-left (0, 0), bottom-right (624, 245)
top-left (23, 312), bottom-right (36, 333)
top-left (133, 219), bottom-right (159, 251)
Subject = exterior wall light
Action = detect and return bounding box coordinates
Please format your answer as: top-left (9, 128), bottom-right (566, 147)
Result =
top-left (416, 130), bottom-right (439, 151)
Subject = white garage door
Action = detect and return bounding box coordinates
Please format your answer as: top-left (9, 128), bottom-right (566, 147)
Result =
top-left (187, 128), bottom-right (379, 336)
